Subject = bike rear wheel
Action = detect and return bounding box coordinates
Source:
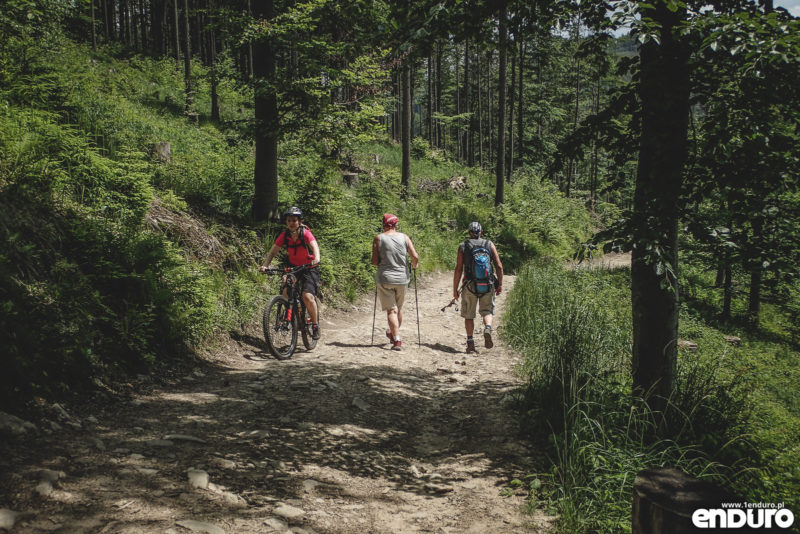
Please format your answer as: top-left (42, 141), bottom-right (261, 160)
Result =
top-left (301, 299), bottom-right (319, 350)
top-left (263, 295), bottom-right (298, 360)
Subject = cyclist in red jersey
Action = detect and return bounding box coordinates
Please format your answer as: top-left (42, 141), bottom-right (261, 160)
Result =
top-left (260, 207), bottom-right (321, 339)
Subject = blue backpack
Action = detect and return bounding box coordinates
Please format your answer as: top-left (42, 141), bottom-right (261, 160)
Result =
top-left (464, 239), bottom-right (493, 294)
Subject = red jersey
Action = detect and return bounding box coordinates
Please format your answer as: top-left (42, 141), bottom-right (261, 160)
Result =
top-left (274, 227), bottom-right (316, 266)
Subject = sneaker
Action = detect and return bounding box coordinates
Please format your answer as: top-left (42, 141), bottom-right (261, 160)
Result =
top-left (312, 324), bottom-right (321, 340)
top-left (391, 340), bottom-right (403, 351)
top-left (386, 330), bottom-right (394, 344)
top-left (466, 339), bottom-right (477, 354)
top-left (483, 326), bottom-right (494, 349)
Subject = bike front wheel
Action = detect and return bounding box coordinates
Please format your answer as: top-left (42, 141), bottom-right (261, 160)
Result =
top-left (263, 295), bottom-right (298, 360)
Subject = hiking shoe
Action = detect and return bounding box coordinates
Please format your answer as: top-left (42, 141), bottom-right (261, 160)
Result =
top-left (484, 326), bottom-right (494, 349)
top-left (466, 339), bottom-right (477, 354)
top-left (312, 324), bottom-right (321, 340)
top-left (391, 340), bottom-right (403, 351)
top-left (386, 330), bottom-right (394, 344)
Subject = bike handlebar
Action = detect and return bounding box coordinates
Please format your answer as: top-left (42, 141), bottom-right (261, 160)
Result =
top-left (260, 263), bottom-right (318, 275)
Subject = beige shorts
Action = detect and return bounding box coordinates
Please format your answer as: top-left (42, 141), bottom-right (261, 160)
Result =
top-left (378, 283), bottom-right (407, 311)
top-left (460, 285), bottom-right (495, 319)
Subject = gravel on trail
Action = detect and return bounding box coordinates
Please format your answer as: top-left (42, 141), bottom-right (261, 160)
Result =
top-left (0, 272), bottom-right (554, 533)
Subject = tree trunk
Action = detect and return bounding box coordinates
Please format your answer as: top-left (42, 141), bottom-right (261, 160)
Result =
top-left (463, 39), bottom-right (471, 165)
top-left (748, 218), bottom-right (763, 325)
top-left (131, 0), bottom-right (139, 49)
top-left (507, 51), bottom-right (515, 182)
top-left (631, 0), bottom-right (689, 406)
top-left (183, 0), bottom-right (192, 112)
top-left (140, 0), bottom-right (148, 51)
top-left (102, 0), bottom-right (110, 41)
top-left (495, 8), bottom-right (507, 207)
top-left (401, 62), bottom-right (412, 198)
top-left (427, 55), bottom-right (433, 145)
top-left (119, 0), bottom-right (127, 45)
top-left (151, 0), bottom-right (165, 55)
top-left (517, 36), bottom-right (524, 170)
top-left (209, 1), bottom-right (219, 122)
top-left (90, 0), bottom-right (97, 50)
top-left (478, 52), bottom-right (483, 169)
top-left (722, 260), bottom-right (732, 320)
top-left (436, 43), bottom-right (443, 148)
top-left (173, 0), bottom-right (180, 65)
top-left (194, 2), bottom-right (203, 65)
top-left (252, 0), bottom-right (279, 222)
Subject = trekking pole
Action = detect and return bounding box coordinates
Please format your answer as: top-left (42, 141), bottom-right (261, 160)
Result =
top-left (371, 283), bottom-right (377, 345)
top-left (413, 268), bottom-right (421, 347)
top-left (442, 279), bottom-right (467, 312)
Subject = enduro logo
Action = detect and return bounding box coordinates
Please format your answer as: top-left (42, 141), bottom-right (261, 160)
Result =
top-left (692, 502), bottom-right (794, 529)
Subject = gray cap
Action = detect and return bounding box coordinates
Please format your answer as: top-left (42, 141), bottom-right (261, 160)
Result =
top-left (468, 221), bottom-right (482, 236)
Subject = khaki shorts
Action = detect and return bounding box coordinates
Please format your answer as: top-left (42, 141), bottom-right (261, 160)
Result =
top-left (378, 283), bottom-right (407, 311)
top-left (460, 284), bottom-right (495, 319)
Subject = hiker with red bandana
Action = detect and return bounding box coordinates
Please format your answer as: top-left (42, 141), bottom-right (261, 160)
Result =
top-left (371, 214), bottom-right (419, 351)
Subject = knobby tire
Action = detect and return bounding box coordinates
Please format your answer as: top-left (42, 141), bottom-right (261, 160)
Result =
top-left (263, 295), bottom-right (298, 360)
top-left (301, 297), bottom-right (318, 350)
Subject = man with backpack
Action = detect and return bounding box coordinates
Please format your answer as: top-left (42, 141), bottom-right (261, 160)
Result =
top-left (453, 221), bottom-right (503, 354)
top-left (260, 206), bottom-right (322, 340)
top-left (371, 213), bottom-right (419, 351)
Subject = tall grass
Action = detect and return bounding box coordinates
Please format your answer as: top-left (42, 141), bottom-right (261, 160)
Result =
top-left (505, 262), bottom-right (759, 534)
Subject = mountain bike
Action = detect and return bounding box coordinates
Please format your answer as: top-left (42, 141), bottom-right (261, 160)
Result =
top-left (261, 264), bottom-right (319, 360)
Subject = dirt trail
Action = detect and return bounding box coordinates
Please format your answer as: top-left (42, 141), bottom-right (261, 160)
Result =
top-left (1, 272), bottom-right (552, 533)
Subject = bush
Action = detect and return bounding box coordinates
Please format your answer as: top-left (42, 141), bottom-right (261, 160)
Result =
top-left (505, 261), bottom-right (759, 534)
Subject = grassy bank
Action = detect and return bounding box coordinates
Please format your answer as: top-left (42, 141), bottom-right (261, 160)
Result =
top-left (504, 261), bottom-right (800, 533)
top-left (1, 34), bottom-right (593, 407)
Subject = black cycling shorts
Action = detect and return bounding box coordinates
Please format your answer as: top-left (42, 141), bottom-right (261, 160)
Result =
top-left (297, 267), bottom-right (320, 296)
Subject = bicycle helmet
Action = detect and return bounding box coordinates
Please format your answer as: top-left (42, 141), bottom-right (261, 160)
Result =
top-left (283, 206), bottom-right (303, 219)
top-left (468, 221), bottom-right (482, 237)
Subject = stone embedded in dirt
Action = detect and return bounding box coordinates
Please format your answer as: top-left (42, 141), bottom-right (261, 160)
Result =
top-left (263, 517), bottom-right (289, 531)
top-left (221, 491), bottom-right (247, 507)
top-left (244, 429), bottom-right (271, 439)
top-left (273, 503), bottom-right (306, 520)
top-left (187, 469), bottom-right (209, 489)
top-left (163, 434), bottom-right (206, 444)
top-left (146, 439), bottom-right (174, 447)
top-left (39, 469), bottom-right (65, 483)
top-left (35, 481), bottom-right (54, 497)
top-left (211, 457), bottom-right (236, 470)
top-left (0, 509), bottom-right (23, 530)
top-left (128, 453), bottom-right (145, 460)
top-left (93, 438), bottom-right (106, 450)
top-left (302, 479), bottom-right (321, 493)
top-left (136, 467), bottom-right (159, 476)
top-left (175, 519), bottom-right (225, 534)
top-left (0, 412), bottom-right (38, 437)
top-left (351, 397), bottom-right (370, 411)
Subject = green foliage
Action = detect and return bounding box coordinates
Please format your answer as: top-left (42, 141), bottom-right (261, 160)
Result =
top-left (504, 262), bottom-right (773, 534)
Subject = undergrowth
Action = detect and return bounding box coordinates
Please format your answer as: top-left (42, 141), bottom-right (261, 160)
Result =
top-left (1, 29), bottom-right (592, 408)
top-left (503, 261), bottom-right (796, 533)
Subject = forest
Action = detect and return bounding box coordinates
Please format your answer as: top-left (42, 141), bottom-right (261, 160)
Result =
top-left (1, 0), bottom-right (799, 532)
